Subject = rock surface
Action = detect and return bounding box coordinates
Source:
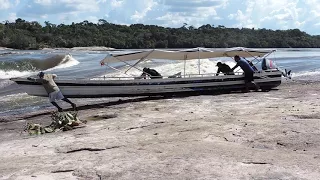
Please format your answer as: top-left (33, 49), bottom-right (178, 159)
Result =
top-left (0, 80), bottom-right (319, 180)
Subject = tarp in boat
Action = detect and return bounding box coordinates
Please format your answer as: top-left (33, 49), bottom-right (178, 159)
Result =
top-left (100, 47), bottom-right (276, 65)
top-left (262, 58), bottom-right (278, 70)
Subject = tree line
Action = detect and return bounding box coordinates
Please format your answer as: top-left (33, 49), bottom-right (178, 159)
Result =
top-left (1, 18), bottom-right (320, 50)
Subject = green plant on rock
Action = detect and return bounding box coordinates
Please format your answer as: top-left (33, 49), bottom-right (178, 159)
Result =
top-left (25, 111), bottom-right (84, 135)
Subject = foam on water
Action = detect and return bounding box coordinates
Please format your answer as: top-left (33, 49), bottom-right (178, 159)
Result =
top-left (0, 92), bottom-right (49, 116)
top-left (0, 51), bottom-right (35, 56)
top-left (0, 54), bottom-right (80, 79)
top-left (45, 54), bottom-right (80, 71)
top-left (291, 69), bottom-right (320, 78)
top-left (0, 79), bottom-right (15, 88)
top-left (0, 70), bottom-right (35, 79)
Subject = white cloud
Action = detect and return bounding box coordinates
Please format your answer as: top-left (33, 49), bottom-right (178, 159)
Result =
top-left (228, 0), bottom-right (303, 30)
top-left (111, 0), bottom-right (124, 8)
top-left (130, 0), bottom-right (157, 22)
top-left (295, 20), bottom-right (305, 27)
top-left (15, 0), bottom-right (20, 6)
top-left (57, 11), bottom-right (78, 23)
top-left (97, 0), bottom-right (107, 3)
top-left (305, 0), bottom-right (320, 12)
top-left (34, 0), bottom-right (52, 5)
top-left (310, 10), bottom-right (320, 18)
top-left (65, 0), bottom-right (99, 11)
top-left (33, 0), bottom-right (99, 12)
top-left (56, 12), bottom-right (98, 24)
top-left (15, 0), bottom-right (100, 22)
top-left (41, 14), bottom-right (48, 19)
top-left (0, 0), bottom-right (11, 9)
top-left (155, 0), bottom-right (227, 27)
top-left (8, 13), bottom-right (17, 22)
top-left (228, 10), bottom-right (256, 29)
top-left (86, 15), bottom-right (99, 23)
top-left (273, 12), bottom-right (292, 21)
top-left (305, 0), bottom-right (320, 24)
top-left (156, 13), bottom-right (186, 26)
top-left (156, 11), bottom-right (220, 28)
top-left (1, 0), bottom-right (319, 35)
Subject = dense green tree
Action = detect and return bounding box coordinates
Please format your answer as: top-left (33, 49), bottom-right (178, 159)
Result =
top-left (1, 18), bottom-right (320, 49)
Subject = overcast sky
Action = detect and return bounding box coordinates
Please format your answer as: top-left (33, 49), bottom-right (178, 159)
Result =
top-left (1, 0), bottom-right (319, 35)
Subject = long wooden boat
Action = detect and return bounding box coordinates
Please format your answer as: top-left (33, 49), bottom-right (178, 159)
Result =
top-left (10, 47), bottom-right (284, 98)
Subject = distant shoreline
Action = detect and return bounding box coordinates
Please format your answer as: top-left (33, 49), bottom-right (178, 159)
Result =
top-left (42, 46), bottom-right (116, 51)
top-left (0, 46), bottom-right (116, 51)
top-left (3, 46), bottom-right (320, 52)
top-left (0, 47), bottom-right (14, 50)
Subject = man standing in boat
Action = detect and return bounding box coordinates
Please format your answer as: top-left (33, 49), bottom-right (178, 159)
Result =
top-left (27, 72), bottom-right (76, 112)
top-left (231, 55), bottom-right (260, 92)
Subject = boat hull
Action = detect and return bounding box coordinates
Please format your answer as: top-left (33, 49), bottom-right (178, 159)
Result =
top-left (10, 70), bottom-right (282, 98)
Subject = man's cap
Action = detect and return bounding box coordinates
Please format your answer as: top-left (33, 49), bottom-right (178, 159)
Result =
top-left (234, 55), bottom-right (240, 59)
top-left (37, 71), bottom-right (45, 77)
top-left (216, 62), bottom-right (222, 66)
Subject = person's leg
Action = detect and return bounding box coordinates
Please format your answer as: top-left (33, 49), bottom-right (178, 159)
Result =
top-left (250, 72), bottom-right (259, 91)
top-left (49, 92), bottom-right (63, 111)
top-left (252, 81), bottom-right (260, 91)
top-left (51, 101), bottom-right (63, 112)
top-left (244, 73), bottom-right (251, 92)
top-left (62, 98), bottom-right (77, 110)
top-left (245, 72), bottom-right (259, 92)
top-left (55, 91), bottom-right (77, 110)
top-left (244, 82), bottom-right (250, 92)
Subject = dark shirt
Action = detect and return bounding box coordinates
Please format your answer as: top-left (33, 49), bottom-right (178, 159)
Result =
top-left (232, 59), bottom-right (254, 73)
top-left (247, 60), bottom-right (258, 71)
top-left (142, 69), bottom-right (162, 79)
top-left (216, 64), bottom-right (235, 76)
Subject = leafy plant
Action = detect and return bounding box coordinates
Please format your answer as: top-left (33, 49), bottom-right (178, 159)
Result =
top-left (25, 111), bottom-right (85, 135)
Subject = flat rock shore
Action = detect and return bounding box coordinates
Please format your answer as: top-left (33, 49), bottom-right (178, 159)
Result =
top-left (0, 80), bottom-right (319, 180)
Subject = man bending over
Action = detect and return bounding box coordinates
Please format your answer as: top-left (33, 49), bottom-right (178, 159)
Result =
top-left (28, 72), bottom-right (76, 112)
top-left (216, 62), bottom-right (235, 76)
top-left (231, 55), bottom-right (260, 92)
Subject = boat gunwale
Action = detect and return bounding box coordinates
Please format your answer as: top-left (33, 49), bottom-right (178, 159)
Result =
top-left (10, 69), bottom-right (281, 83)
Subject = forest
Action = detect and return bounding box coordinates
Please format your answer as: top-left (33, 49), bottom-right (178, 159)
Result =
top-left (1, 18), bottom-right (320, 50)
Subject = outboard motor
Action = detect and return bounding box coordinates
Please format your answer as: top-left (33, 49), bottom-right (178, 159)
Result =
top-left (262, 58), bottom-right (291, 79)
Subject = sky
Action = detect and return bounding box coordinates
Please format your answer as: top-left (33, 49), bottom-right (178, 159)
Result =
top-left (0, 0), bottom-right (320, 35)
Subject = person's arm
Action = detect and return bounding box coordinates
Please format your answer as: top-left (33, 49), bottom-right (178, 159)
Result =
top-left (52, 74), bottom-right (57, 79)
top-left (27, 77), bottom-right (36, 82)
top-left (27, 77), bottom-right (39, 81)
top-left (26, 77), bottom-right (46, 83)
top-left (216, 68), bottom-right (221, 76)
top-left (246, 60), bottom-right (258, 71)
top-left (140, 72), bottom-right (147, 79)
top-left (251, 65), bottom-right (258, 71)
top-left (231, 63), bottom-right (239, 71)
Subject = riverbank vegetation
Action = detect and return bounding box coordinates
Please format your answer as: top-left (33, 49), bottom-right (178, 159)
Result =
top-left (1, 18), bottom-right (320, 50)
